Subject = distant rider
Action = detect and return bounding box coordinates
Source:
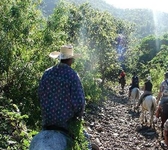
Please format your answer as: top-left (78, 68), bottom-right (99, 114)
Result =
top-left (119, 70), bottom-right (126, 82)
top-left (128, 72), bottom-right (139, 98)
top-left (136, 75), bottom-right (153, 108)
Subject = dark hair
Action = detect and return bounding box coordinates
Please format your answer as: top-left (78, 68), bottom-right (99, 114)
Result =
top-left (61, 58), bottom-right (72, 62)
top-left (164, 72), bottom-right (168, 78)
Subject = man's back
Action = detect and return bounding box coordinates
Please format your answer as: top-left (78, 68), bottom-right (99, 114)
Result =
top-left (38, 63), bottom-right (85, 129)
top-left (120, 71), bottom-right (125, 78)
top-left (132, 76), bottom-right (139, 88)
top-left (145, 81), bottom-right (152, 92)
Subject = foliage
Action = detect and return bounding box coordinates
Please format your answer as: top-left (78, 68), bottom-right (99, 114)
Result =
top-left (81, 72), bottom-right (102, 103)
top-left (123, 46), bottom-right (140, 75)
top-left (138, 35), bottom-right (161, 63)
top-left (41, 0), bottom-right (168, 40)
top-left (0, 0), bottom-right (45, 128)
top-left (67, 119), bottom-right (89, 150)
top-left (1, 0), bottom-right (168, 149)
top-left (148, 46), bottom-right (168, 93)
top-left (133, 34), bottom-right (168, 79)
top-left (0, 96), bottom-right (36, 150)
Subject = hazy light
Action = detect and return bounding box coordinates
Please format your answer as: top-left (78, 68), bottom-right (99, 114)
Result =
top-left (104, 0), bottom-right (168, 13)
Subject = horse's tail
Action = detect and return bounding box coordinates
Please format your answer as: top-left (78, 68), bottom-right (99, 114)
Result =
top-left (135, 88), bottom-right (140, 99)
top-left (151, 96), bottom-right (157, 113)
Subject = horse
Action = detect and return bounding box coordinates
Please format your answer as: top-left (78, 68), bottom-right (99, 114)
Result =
top-left (29, 130), bottom-right (68, 150)
top-left (119, 77), bottom-right (126, 91)
top-left (129, 87), bottom-right (140, 111)
top-left (141, 95), bottom-right (157, 128)
top-left (160, 102), bottom-right (168, 138)
top-left (29, 129), bottom-right (98, 150)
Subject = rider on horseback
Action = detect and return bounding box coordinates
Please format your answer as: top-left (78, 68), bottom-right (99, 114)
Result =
top-left (119, 69), bottom-right (126, 89)
top-left (128, 72), bottom-right (139, 98)
top-left (120, 69), bottom-right (126, 79)
top-left (136, 75), bottom-right (153, 108)
top-left (156, 72), bottom-right (168, 118)
top-left (37, 45), bottom-right (96, 150)
top-left (120, 70), bottom-right (126, 78)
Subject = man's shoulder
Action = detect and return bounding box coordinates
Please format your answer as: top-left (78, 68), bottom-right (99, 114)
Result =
top-left (41, 66), bottom-right (54, 76)
top-left (133, 76), bottom-right (138, 79)
top-left (61, 67), bottom-right (79, 80)
top-left (66, 66), bottom-right (77, 75)
top-left (161, 80), bottom-right (167, 85)
top-left (45, 66), bottom-right (54, 72)
top-left (146, 81), bottom-right (152, 85)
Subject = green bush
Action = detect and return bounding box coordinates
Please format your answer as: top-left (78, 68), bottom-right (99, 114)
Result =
top-left (0, 97), bottom-right (35, 150)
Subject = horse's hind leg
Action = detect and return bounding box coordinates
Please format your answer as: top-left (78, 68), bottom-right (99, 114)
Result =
top-left (133, 99), bottom-right (136, 112)
top-left (161, 123), bottom-right (164, 138)
top-left (150, 111), bottom-right (155, 128)
top-left (161, 117), bottom-right (167, 138)
top-left (145, 112), bottom-right (147, 123)
top-left (144, 112), bottom-right (149, 126)
top-left (152, 113), bottom-right (155, 128)
top-left (121, 85), bottom-right (123, 91)
top-left (121, 84), bottom-right (125, 92)
top-left (141, 111), bottom-right (144, 125)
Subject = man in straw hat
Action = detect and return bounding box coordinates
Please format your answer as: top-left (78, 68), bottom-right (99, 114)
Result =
top-left (38, 45), bottom-right (94, 149)
top-left (136, 75), bottom-right (153, 108)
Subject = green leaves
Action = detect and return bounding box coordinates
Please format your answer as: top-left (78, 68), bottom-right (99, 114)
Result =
top-left (0, 97), bottom-right (31, 150)
top-left (0, 1), bottom-right (137, 149)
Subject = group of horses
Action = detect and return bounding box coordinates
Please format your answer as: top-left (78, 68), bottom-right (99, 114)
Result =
top-left (129, 87), bottom-right (168, 138)
top-left (119, 77), bottom-right (168, 134)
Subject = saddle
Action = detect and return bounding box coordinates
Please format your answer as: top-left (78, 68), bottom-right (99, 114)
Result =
top-left (142, 94), bottom-right (152, 100)
top-left (43, 125), bottom-right (75, 139)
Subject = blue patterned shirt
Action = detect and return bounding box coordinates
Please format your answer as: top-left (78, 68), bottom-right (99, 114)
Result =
top-left (38, 63), bottom-right (85, 129)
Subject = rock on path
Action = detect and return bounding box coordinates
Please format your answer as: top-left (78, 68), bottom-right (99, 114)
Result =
top-left (84, 88), bottom-right (164, 150)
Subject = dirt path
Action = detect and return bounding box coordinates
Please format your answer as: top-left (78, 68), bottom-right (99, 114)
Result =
top-left (84, 86), bottom-right (165, 150)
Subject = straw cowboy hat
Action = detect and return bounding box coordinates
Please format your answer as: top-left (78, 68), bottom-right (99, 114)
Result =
top-left (49, 45), bottom-right (80, 60)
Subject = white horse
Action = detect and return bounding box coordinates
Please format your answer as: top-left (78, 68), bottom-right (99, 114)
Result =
top-left (129, 87), bottom-right (140, 111)
top-left (29, 130), bottom-right (68, 150)
top-left (29, 130), bottom-right (96, 150)
top-left (141, 95), bottom-right (157, 128)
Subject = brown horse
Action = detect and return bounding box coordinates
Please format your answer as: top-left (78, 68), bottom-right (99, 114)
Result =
top-left (119, 77), bottom-right (126, 91)
top-left (160, 102), bottom-right (168, 138)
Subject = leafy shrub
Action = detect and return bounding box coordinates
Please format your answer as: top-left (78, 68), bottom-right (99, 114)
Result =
top-left (81, 72), bottom-right (102, 103)
top-left (0, 97), bottom-right (35, 150)
top-left (67, 119), bottom-right (90, 150)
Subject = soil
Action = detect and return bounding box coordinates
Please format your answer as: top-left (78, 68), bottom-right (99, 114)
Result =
top-left (83, 86), bottom-right (167, 150)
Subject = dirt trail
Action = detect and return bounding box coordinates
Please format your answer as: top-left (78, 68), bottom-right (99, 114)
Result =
top-left (84, 86), bottom-right (166, 150)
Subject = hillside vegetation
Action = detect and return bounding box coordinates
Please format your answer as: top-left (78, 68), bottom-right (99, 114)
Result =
top-left (41, 0), bottom-right (168, 39)
top-left (0, 0), bottom-right (168, 149)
